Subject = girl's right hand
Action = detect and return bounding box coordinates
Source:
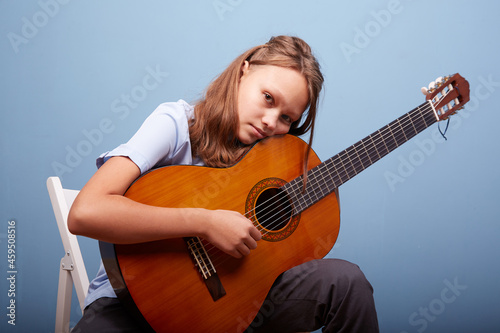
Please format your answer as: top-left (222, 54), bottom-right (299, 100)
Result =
top-left (201, 209), bottom-right (262, 259)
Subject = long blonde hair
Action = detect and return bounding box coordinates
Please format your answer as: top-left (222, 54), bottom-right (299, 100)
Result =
top-left (190, 35), bottom-right (324, 168)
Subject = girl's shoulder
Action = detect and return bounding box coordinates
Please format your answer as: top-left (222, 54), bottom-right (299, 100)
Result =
top-left (151, 99), bottom-right (195, 124)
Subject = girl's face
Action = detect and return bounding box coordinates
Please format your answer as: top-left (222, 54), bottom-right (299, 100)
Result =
top-left (237, 62), bottom-right (309, 145)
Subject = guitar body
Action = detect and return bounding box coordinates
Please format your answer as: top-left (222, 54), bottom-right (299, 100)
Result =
top-left (101, 135), bottom-right (340, 332)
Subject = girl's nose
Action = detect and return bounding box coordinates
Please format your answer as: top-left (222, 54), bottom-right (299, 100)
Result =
top-left (262, 111), bottom-right (278, 133)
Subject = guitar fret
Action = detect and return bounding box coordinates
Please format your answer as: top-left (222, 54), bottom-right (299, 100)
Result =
top-left (402, 113), bottom-right (418, 139)
top-left (418, 104), bottom-right (434, 128)
top-left (334, 153), bottom-right (350, 183)
top-left (410, 108), bottom-right (427, 133)
top-left (381, 125), bottom-right (398, 152)
top-left (375, 130), bottom-right (389, 158)
top-left (354, 141), bottom-right (371, 169)
top-left (307, 172), bottom-right (321, 203)
top-left (352, 143), bottom-right (367, 171)
top-left (287, 178), bottom-right (303, 213)
top-left (328, 157), bottom-right (343, 187)
top-left (296, 178), bottom-right (309, 213)
top-left (316, 170), bottom-right (329, 198)
top-left (396, 118), bottom-right (408, 142)
top-left (340, 150), bottom-right (355, 180)
top-left (304, 176), bottom-right (315, 205)
top-left (295, 179), bottom-right (306, 209)
top-left (348, 148), bottom-right (359, 176)
top-left (317, 161), bottom-right (334, 193)
top-left (360, 137), bottom-right (376, 165)
top-left (390, 118), bottom-right (407, 147)
top-left (301, 180), bottom-right (312, 208)
top-left (395, 123), bottom-right (405, 146)
top-left (407, 112), bottom-right (419, 135)
top-left (316, 170), bottom-right (328, 197)
top-left (386, 122), bottom-right (399, 150)
top-left (324, 160), bottom-right (338, 191)
top-left (345, 145), bottom-right (362, 176)
top-left (307, 165), bottom-right (335, 208)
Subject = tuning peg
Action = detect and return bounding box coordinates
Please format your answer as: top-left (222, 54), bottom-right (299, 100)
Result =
top-left (422, 75), bottom-right (453, 96)
top-left (421, 79), bottom-right (439, 95)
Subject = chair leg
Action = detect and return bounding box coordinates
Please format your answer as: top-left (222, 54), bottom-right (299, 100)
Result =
top-left (55, 257), bottom-right (73, 333)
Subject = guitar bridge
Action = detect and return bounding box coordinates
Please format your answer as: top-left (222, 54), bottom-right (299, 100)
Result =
top-left (185, 237), bottom-right (226, 301)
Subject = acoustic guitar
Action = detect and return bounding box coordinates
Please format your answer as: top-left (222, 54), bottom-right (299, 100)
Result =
top-left (100, 74), bottom-right (470, 332)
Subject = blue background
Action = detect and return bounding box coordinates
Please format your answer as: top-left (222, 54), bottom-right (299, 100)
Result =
top-left (1, 0), bottom-right (499, 332)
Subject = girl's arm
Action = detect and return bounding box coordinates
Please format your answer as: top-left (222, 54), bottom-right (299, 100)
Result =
top-left (67, 156), bottom-right (261, 258)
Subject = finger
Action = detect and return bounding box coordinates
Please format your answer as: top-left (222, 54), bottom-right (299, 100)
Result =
top-left (237, 245), bottom-right (251, 257)
top-left (229, 248), bottom-right (243, 259)
top-left (249, 226), bottom-right (262, 241)
top-left (245, 237), bottom-right (258, 250)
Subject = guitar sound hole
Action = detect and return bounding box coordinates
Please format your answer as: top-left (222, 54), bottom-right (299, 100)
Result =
top-left (255, 188), bottom-right (292, 231)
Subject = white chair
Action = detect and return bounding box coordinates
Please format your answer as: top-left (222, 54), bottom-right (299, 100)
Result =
top-left (47, 177), bottom-right (89, 333)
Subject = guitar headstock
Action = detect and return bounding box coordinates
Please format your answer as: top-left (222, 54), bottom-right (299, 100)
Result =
top-left (423, 73), bottom-right (470, 121)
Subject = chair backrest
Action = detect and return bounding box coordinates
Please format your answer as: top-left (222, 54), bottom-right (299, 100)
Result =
top-left (47, 176), bottom-right (89, 311)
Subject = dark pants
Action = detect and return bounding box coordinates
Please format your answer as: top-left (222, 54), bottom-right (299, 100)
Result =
top-left (72, 259), bottom-right (379, 333)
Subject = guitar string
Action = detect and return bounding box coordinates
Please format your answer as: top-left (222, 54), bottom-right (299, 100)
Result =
top-left (248, 102), bottom-right (436, 236)
top-left (202, 87), bottom-right (460, 269)
top-left (283, 102), bottom-right (438, 215)
top-left (239, 92), bottom-right (452, 240)
top-left (198, 102), bottom-right (439, 269)
top-left (250, 102), bottom-right (436, 234)
top-left (206, 91), bottom-right (451, 251)
top-left (204, 112), bottom-right (440, 271)
top-left (305, 103), bottom-right (436, 191)
top-left (199, 102), bottom-right (438, 268)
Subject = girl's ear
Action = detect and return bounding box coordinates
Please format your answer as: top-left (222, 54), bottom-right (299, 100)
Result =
top-left (240, 60), bottom-right (250, 80)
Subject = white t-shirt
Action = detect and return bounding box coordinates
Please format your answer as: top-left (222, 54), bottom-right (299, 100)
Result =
top-left (85, 100), bottom-right (202, 307)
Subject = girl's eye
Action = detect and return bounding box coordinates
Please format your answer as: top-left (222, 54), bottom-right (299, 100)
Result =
top-left (281, 114), bottom-right (292, 124)
top-left (264, 92), bottom-right (273, 104)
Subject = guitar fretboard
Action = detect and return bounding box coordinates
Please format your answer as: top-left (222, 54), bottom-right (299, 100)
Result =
top-left (283, 101), bottom-right (438, 214)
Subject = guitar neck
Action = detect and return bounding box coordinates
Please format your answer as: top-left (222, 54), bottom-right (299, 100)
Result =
top-left (284, 101), bottom-right (438, 214)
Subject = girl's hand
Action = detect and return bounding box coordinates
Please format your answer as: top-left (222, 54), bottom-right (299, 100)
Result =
top-left (201, 210), bottom-right (262, 258)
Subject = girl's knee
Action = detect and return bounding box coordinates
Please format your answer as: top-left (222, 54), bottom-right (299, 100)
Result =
top-left (317, 259), bottom-right (373, 292)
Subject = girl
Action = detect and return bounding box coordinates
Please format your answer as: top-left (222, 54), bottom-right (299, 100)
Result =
top-left (68, 35), bottom-right (379, 333)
